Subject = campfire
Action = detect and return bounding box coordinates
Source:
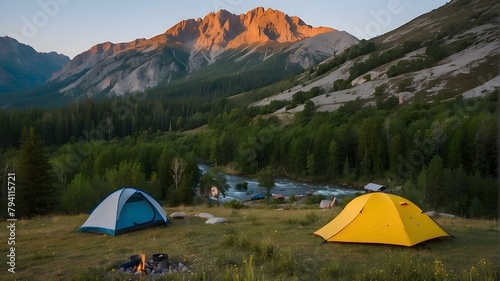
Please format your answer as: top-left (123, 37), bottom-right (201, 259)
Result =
top-left (136, 254), bottom-right (146, 272)
top-left (117, 253), bottom-right (190, 276)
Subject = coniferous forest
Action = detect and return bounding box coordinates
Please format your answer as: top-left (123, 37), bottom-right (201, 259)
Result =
top-left (0, 86), bottom-right (497, 219)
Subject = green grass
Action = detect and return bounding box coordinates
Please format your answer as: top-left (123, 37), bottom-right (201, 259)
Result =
top-left (0, 206), bottom-right (498, 280)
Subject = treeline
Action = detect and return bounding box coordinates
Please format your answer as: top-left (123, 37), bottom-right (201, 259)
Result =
top-left (0, 95), bottom-right (229, 149)
top-left (0, 92), bottom-right (497, 218)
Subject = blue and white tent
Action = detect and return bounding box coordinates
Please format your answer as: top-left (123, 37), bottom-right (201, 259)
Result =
top-left (78, 187), bottom-right (169, 236)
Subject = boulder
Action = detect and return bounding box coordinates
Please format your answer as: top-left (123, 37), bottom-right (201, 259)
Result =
top-left (169, 212), bottom-right (186, 219)
top-left (157, 259), bottom-right (170, 270)
top-left (438, 212), bottom-right (455, 218)
top-left (196, 212), bottom-right (215, 219)
top-left (425, 211), bottom-right (455, 218)
top-left (425, 210), bottom-right (437, 217)
top-left (205, 217), bottom-right (228, 224)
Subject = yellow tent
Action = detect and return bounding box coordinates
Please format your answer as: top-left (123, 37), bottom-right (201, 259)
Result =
top-left (313, 193), bottom-right (451, 246)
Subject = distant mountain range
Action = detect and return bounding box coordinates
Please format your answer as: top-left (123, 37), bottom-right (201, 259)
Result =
top-left (46, 7), bottom-right (358, 98)
top-left (1, 0), bottom-right (498, 109)
top-left (0, 36), bottom-right (69, 93)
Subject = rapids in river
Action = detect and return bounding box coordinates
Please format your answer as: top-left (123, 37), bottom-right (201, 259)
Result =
top-left (199, 164), bottom-right (361, 202)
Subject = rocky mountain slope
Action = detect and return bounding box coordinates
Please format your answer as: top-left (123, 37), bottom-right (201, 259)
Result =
top-left (49, 7), bottom-right (358, 97)
top-left (0, 36), bottom-right (69, 93)
top-left (254, 0), bottom-right (499, 114)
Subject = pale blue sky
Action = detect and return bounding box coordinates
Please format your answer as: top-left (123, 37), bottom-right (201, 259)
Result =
top-left (1, 0), bottom-right (449, 58)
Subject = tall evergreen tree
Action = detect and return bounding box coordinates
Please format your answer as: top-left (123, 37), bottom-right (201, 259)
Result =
top-left (17, 127), bottom-right (59, 217)
top-left (357, 118), bottom-right (381, 177)
top-left (424, 155), bottom-right (445, 208)
top-left (389, 134), bottom-right (403, 174)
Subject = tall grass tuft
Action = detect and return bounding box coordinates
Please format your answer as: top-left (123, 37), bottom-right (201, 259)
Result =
top-left (222, 233), bottom-right (251, 250)
top-left (244, 214), bottom-right (260, 225)
top-left (285, 211), bottom-right (321, 226)
top-left (252, 240), bottom-right (276, 260)
top-left (241, 255), bottom-right (256, 281)
top-left (319, 261), bottom-right (350, 280)
top-left (270, 250), bottom-right (301, 277)
top-left (70, 267), bottom-right (116, 281)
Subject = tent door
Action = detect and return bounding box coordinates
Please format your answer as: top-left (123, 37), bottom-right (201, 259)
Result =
top-left (116, 195), bottom-right (157, 230)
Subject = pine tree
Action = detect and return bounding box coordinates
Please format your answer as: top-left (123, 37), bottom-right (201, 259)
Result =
top-left (327, 140), bottom-right (339, 176)
top-left (306, 154), bottom-right (316, 176)
top-left (17, 127), bottom-right (59, 217)
top-left (357, 118), bottom-right (381, 176)
top-left (425, 156), bottom-right (445, 208)
top-left (389, 134), bottom-right (402, 174)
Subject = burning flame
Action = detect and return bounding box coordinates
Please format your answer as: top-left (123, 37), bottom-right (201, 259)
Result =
top-left (136, 254), bottom-right (146, 272)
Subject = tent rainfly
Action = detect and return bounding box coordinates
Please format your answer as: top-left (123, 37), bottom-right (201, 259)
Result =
top-left (313, 193), bottom-right (451, 246)
top-left (78, 187), bottom-right (169, 236)
top-left (364, 183), bottom-right (388, 192)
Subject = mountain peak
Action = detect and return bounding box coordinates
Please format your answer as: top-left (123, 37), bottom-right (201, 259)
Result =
top-left (0, 36), bottom-right (69, 93)
top-left (164, 7), bottom-right (335, 54)
top-left (49, 7), bottom-right (348, 97)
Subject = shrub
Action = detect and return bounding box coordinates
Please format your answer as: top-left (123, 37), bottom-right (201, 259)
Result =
top-left (339, 195), bottom-right (355, 209)
top-left (224, 199), bottom-right (246, 209)
top-left (305, 212), bottom-right (320, 223)
top-left (305, 194), bottom-right (325, 205)
top-left (397, 78), bottom-right (413, 92)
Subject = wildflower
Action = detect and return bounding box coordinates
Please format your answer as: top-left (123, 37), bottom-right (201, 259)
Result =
top-left (434, 259), bottom-right (448, 279)
top-left (478, 258), bottom-right (488, 267)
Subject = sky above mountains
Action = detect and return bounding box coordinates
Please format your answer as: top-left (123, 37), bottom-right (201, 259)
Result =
top-left (1, 0), bottom-right (448, 58)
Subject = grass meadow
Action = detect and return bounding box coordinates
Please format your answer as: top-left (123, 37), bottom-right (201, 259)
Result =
top-left (0, 204), bottom-right (498, 280)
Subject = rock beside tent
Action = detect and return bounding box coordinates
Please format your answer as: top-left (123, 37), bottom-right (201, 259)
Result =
top-left (195, 212), bottom-right (215, 219)
top-left (195, 213), bottom-right (228, 224)
top-left (205, 217), bottom-right (228, 224)
top-left (170, 212), bottom-right (186, 219)
top-left (425, 211), bottom-right (455, 218)
top-left (167, 212), bottom-right (227, 224)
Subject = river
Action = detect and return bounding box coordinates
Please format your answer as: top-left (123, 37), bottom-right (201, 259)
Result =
top-left (199, 164), bottom-right (361, 202)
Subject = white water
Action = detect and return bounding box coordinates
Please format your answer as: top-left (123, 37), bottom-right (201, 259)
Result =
top-left (199, 165), bottom-right (361, 202)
